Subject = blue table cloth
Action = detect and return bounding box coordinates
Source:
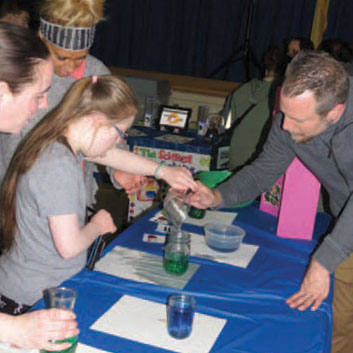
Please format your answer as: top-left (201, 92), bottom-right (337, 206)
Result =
top-left (34, 205), bottom-right (333, 353)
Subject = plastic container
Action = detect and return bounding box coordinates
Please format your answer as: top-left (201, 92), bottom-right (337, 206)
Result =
top-left (204, 223), bottom-right (245, 252)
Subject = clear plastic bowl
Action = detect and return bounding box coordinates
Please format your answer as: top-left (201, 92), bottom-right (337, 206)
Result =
top-left (204, 223), bottom-right (245, 252)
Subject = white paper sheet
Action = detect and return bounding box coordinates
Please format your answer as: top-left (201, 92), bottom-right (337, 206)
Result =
top-left (190, 232), bottom-right (259, 268)
top-left (95, 246), bottom-right (199, 289)
top-left (91, 295), bottom-right (226, 353)
top-left (151, 210), bottom-right (238, 227)
top-left (185, 210), bottom-right (238, 227)
top-left (76, 343), bottom-right (112, 353)
top-left (0, 341), bottom-right (113, 353)
top-left (0, 344), bottom-right (36, 353)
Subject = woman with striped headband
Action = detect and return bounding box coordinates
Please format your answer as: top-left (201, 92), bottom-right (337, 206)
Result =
top-left (0, 0), bottom-right (146, 201)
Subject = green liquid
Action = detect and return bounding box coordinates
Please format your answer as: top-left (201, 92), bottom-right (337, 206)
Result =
top-left (40, 336), bottom-right (78, 353)
top-left (163, 253), bottom-right (189, 275)
top-left (188, 207), bottom-right (206, 219)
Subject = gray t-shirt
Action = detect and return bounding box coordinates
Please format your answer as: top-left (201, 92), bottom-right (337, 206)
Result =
top-left (0, 141), bottom-right (87, 305)
top-left (0, 55), bottom-right (111, 205)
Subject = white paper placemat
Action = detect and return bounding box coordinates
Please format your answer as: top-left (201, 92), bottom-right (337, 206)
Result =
top-left (0, 341), bottom-right (111, 353)
top-left (76, 343), bottom-right (112, 353)
top-left (0, 344), bottom-right (36, 353)
top-left (151, 210), bottom-right (238, 227)
top-left (91, 295), bottom-right (226, 353)
top-left (95, 246), bottom-right (199, 289)
top-left (190, 232), bottom-right (258, 268)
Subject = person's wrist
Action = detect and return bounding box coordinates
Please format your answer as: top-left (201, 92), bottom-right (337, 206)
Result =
top-left (154, 163), bottom-right (166, 180)
top-left (311, 258), bottom-right (330, 274)
top-left (0, 313), bottom-right (18, 346)
top-left (210, 189), bottom-right (222, 208)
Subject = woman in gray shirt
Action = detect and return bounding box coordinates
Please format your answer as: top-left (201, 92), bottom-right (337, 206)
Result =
top-left (0, 22), bottom-right (78, 352)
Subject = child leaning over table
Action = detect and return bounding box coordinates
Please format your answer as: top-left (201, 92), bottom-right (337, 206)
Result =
top-left (0, 75), bottom-right (196, 314)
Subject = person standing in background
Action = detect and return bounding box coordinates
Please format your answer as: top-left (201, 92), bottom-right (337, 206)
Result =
top-left (0, 0), bottom-right (30, 28)
top-left (228, 46), bottom-right (286, 171)
top-left (286, 36), bottom-right (314, 61)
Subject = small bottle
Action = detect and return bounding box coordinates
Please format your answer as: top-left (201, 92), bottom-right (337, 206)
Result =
top-left (197, 105), bottom-right (209, 136)
top-left (144, 96), bottom-right (155, 127)
top-left (188, 206), bottom-right (206, 219)
top-left (163, 230), bottom-right (190, 276)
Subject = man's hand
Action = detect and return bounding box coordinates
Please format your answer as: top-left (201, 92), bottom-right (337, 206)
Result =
top-left (286, 259), bottom-right (330, 311)
top-left (185, 181), bottom-right (222, 209)
top-left (113, 170), bottom-right (148, 198)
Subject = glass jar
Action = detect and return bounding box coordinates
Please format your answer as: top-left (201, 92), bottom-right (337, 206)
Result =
top-left (163, 189), bottom-right (190, 229)
top-left (163, 230), bottom-right (190, 276)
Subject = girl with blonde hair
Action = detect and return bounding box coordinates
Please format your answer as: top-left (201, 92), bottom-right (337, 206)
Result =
top-left (0, 75), bottom-right (195, 314)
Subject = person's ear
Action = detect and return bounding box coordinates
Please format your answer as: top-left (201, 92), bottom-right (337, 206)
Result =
top-left (91, 114), bottom-right (108, 128)
top-left (0, 81), bottom-right (11, 103)
top-left (326, 104), bottom-right (345, 125)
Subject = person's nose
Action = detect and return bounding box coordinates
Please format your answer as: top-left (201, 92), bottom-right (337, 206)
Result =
top-left (64, 60), bottom-right (78, 75)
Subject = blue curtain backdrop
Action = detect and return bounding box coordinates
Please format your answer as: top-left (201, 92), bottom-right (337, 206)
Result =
top-left (325, 0), bottom-right (353, 41)
top-left (90, 0), bottom-right (352, 82)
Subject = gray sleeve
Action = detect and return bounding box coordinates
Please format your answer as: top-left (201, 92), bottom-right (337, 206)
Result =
top-left (30, 153), bottom-right (82, 217)
top-left (313, 192), bottom-right (353, 272)
top-left (217, 116), bottom-right (295, 208)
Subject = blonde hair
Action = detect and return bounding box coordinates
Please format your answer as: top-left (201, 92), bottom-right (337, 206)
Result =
top-left (0, 75), bottom-right (137, 253)
top-left (40, 0), bottom-right (105, 27)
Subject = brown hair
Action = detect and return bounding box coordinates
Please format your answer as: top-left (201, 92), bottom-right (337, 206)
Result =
top-left (0, 75), bottom-right (137, 252)
top-left (40, 0), bottom-right (104, 27)
top-left (0, 22), bottom-right (50, 94)
top-left (282, 50), bottom-right (349, 116)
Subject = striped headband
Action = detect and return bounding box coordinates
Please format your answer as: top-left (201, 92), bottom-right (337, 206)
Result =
top-left (39, 17), bottom-right (96, 51)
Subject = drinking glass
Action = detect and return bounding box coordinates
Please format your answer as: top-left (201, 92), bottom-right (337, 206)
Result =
top-left (167, 294), bottom-right (196, 339)
top-left (40, 287), bottom-right (78, 353)
top-left (163, 189), bottom-right (190, 229)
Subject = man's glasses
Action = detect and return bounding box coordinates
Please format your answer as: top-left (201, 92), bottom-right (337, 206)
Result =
top-left (111, 123), bottom-right (128, 140)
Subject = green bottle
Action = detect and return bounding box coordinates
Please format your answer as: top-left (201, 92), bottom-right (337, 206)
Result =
top-left (188, 206), bottom-right (206, 219)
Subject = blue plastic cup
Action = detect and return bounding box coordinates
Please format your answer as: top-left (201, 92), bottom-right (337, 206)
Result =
top-left (167, 294), bottom-right (196, 339)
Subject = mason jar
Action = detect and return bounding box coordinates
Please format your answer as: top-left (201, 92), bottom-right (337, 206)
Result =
top-left (163, 230), bottom-right (191, 276)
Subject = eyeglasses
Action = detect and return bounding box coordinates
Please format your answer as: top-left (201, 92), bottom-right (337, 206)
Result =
top-left (111, 123), bottom-right (128, 140)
